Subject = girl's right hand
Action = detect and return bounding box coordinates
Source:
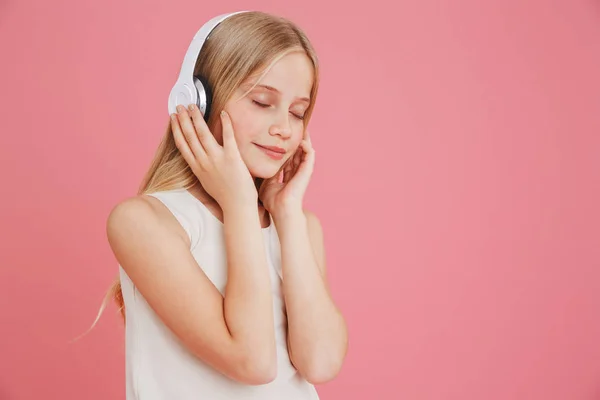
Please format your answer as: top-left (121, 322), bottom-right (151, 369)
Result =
top-left (171, 104), bottom-right (258, 211)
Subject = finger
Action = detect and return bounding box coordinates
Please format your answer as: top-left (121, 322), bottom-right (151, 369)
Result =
top-left (294, 141), bottom-right (311, 169)
top-left (302, 131), bottom-right (313, 152)
top-left (294, 143), bottom-right (305, 167)
top-left (302, 137), bottom-right (315, 158)
top-left (171, 113), bottom-right (201, 167)
top-left (274, 160), bottom-right (286, 178)
top-left (176, 105), bottom-right (208, 160)
top-left (188, 104), bottom-right (220, 155)
top-left (220, 110), bottom-right (240, 154)
top-left (301, 139), bottom-right (315, 167)
top-left (283, 153), bottom-right (296, 183)
top-left (296, 140), bottom-right (315, 174)
top-left (265, 167), bottom-right (282, 185)
top-left (303, 129), bottom-right (312, 147)
top-left (302, 139), bottom-right (315, 160)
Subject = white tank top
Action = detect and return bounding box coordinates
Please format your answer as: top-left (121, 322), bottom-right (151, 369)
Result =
top-left (118, 188), bottom-right (320, 400)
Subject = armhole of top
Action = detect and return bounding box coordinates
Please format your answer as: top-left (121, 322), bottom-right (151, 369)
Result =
top-left (145, 192), bottom-right (202, 250)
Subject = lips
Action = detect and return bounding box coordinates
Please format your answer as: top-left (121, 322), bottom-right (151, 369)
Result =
top-left (254, 143), bottom-right (285, 160)
top-left (255, 143), bottom-right (286, 154)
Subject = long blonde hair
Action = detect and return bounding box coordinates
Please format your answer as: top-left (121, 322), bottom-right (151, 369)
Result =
top-left (80, 11), bottom-right (320, 337)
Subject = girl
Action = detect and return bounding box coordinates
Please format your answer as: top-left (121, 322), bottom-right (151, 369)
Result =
top-left (101, 11), bottom-right (347, 400)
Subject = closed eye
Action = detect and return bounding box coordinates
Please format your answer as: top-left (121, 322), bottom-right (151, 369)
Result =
top-left (253, 100), bottom-right (269, 108)
top-left (252, 100), bottom-right (305, 121)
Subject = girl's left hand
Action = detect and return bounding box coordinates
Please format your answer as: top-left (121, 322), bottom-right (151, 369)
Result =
top-left (258, 129), bottom-right (315, 215)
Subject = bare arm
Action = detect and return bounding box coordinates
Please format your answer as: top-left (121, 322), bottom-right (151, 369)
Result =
top-left (274, 208), bottom-right (348, 384)
top-left (106, 195), bottom-right (277, 385)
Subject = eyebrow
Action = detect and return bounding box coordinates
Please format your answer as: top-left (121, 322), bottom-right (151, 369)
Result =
top-left (245, 83), bottom-right (311, 103)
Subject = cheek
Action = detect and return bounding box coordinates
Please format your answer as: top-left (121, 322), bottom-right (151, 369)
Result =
top-left (283, 133), bottom-right (304, 163)
top-left (227, 106), bottom-right (262, 144)
top-left (234, 120), bottom-right (262, 146)
top-left (292, 130), bottom-right (304, 147)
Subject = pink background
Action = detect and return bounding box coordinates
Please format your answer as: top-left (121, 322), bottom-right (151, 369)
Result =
top-left (1, 0), bottom-right (599, 399)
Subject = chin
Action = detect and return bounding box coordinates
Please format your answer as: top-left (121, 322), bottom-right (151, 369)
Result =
top-left (248, 163), bottom-right (282, 180)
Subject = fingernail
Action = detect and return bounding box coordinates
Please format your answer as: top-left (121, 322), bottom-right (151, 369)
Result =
top-left (188, 104), bottom-right (195, 111)
top-left (176, 105), bottom-right (184, 112)
top-left (170, 114), bottom-right (176, 121)
top-left (221, 110), bottom-right (226, 117)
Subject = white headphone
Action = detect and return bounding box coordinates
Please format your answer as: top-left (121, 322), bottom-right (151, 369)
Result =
top-left (167, 11), bottom-right (249, 119)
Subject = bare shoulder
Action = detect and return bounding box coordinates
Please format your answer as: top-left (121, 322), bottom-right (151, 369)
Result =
top-left (106, 194), bottom-right (189, 247)
top-left (105, 194), bottom-right (279, 384)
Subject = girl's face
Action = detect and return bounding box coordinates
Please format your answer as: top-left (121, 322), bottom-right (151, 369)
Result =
top-left (218, 51), bottom-right (314, 179)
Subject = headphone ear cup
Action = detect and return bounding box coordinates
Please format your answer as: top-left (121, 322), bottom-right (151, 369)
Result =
top-left (193, 75), bottom-right (213, 121)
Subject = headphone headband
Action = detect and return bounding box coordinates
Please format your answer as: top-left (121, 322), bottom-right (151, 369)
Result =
top-left (168, 11), bottom-right (249, 116)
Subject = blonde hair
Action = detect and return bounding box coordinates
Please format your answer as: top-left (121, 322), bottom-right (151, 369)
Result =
top-left (79, 11), bottom-right (320, 338)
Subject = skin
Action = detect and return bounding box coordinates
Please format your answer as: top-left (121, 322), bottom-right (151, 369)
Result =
top-left (187, 50), bottom-right (349, 383)
top-left (189, 51), bottom-right (314, 227)
top-left (107, 51), bottom-right (348, 386)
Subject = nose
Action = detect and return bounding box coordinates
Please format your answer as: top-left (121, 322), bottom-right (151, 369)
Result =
top-left (268, 112), bottom-right (292, 138)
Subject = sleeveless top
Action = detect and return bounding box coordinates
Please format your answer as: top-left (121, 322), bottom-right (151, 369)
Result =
top-left (118, 188), bottom-right (320, 400)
